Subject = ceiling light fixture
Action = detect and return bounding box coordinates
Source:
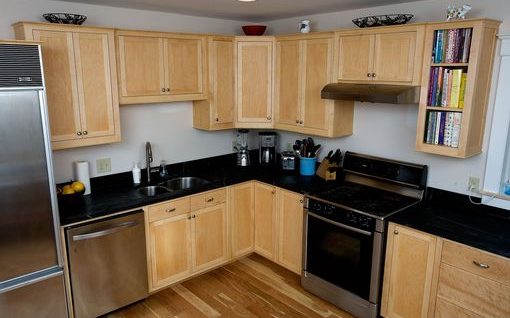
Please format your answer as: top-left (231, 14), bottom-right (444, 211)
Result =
top-left (238, 0), bottom-right (257, 2)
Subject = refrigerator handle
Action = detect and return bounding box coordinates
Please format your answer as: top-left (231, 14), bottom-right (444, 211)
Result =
top-left (72, 221), bottom-right (139, 241)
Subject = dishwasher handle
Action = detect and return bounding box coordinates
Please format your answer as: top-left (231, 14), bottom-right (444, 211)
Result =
top-left (72, 220), bottom-right (140, 241)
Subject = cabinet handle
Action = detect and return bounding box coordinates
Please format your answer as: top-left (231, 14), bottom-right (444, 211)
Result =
top-left (187, 215), bottom-right (192, 220)
top-left (165, 208), bottom-right (176, 213)
top-left (267, 116), bottom-right (272, 120)
top-left (473, 261), bottom-right (490, 269)
top-left (299, 120), bottom-right (303, 124)
top-left (82, 130), bottom-right (88, 135)
top-left (167, 88), bottom-right (171, 92)
top-left (372, 73), bottom-right (376, 77)
top-left (215, 118), bottom-right (219, 122)
top-left (299, 199), bottom-right (303, 204)
top-left (192, 215), bottom-right (196, 218)
top-left (271, 190), bottom-right (275, 194)
top-left (367, 73), bottom-right (372, 77)
top-left (296, 120), bottom-right (299, 124)
top-left (76, 131), bottom-right (82, 136)
top-left (206, 198), bottom-right (214, 202)
top-left (161, 88), bottom-right (166, 93)
top-left (394, 229), bottom-right (399, 235)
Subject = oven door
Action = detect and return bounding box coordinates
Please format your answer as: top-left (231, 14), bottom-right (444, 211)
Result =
top-left (304, 211), bottom-right (374, 301)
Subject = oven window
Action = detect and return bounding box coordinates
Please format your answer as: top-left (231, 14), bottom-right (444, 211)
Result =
top-left (305, 214), bottom-right (374, 300)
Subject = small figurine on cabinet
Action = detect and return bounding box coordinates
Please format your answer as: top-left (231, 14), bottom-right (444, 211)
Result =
top-left (447, 4), bottom-right (472, 21)
top-left (299, 19), bottom-right (311, 33)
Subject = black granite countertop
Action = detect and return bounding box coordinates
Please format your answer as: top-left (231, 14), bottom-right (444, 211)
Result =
top-left (58, 152), bottom-right (342, 226)
top-left (389, 187), bottom-right (510, 259)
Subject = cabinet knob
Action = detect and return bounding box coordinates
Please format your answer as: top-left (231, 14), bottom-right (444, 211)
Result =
top-left (215, 118), bottom-right (219, 122)
top-left (473, 260), bottom-right (490, 269)
top-left (82, 130), bottom-right (88, 135)
top-left (267, 116), bottom-right (272, 120)
top-left (165, 208), bottom-right (176, 213)
top-left (394, 229), bottom-right (399, 235)
top-left (192, 215), bottom-right (196, 218)
top-left (299, 120), bottom-right (303, 124)
top-left (372, 73), bottom-right (376, 77)
top-left (167, 88), bottom-right (171, 92)
top-left (76, 131), bottom-right (82, 136)
top-left (187, 216), bottom-right (192, 220)
top-left (161, 88), bottom-right (166, 93)
top-left (296, 120), bottom-right (299, 124)
top-left (367, 73), bottom-right (372, 77)
top-left (271, 190), bottom-right (275, 195)
top-left (206, 198), bottom-right (214, 202)
top-left (299, 199), bottom-right (303, 204)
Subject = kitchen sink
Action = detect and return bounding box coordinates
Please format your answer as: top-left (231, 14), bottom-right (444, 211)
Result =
top-left (159, 176), bottom-right (211, 191)
top-left (136, 185), bottom-right (171, 197)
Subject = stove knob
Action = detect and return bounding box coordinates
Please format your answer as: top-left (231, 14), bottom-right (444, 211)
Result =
top-left (325, 205), bottom-right (334, 215)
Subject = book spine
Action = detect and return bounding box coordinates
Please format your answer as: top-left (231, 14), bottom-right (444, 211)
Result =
top-left (438, 112), bottom-right (446, 144)
top-left (436, 30), bottom-right (444, 63)
top-left (441, 69), bottom-right (449, 107)
top-left (427, 67), bottom-right (435, 105)
top-left (459, 73), bottom-right (467, 108)
top-left (425, 112), bottom-right (433, 143)
top-left (432, 30), bottom-right (438, 62)
top-left (444, 112), bottom-right (454, 146)
top-left (435, 67), bottom-right (444, 106)
top-left (442, 30), bottom-right (449, 63)
top-left (463, 28), bottom-right (472, 63)
top-left (449, 69), bottom-right (463, 108)
top-left (430, 112), bottom-right (437, 143)
top-left (451, 113), bottom-right (462, 148)
top-left (446, 29), bottom-right (455, 63)
top-left (434, 112), bottom-right (441, 144)
top-left (447, 69), bottom-right (453, 106)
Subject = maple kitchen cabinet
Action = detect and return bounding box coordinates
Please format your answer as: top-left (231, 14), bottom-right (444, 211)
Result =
top-left (14, 22), bottom-right (121, 150)
top-left (116, 30), bottom-right (207, 104)
top-left (235, 37), bottom-right (275, 128)
top-left (275, 33), bottom-right (354, 137)
top-left (254, 182), bottom-right (277, 260)
top-left (193, 36), bottom-right (234, 130)
top-left (381, 223), bottom-right (441, 318)
top-left (229, 182), bottom-right (255, 257)
top-left (336, 24), bottom-right (425, 85)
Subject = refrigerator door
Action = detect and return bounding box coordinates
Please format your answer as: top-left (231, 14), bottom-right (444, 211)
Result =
top-left (0, 90), bottom-right (59, 282)
top-left (0, 268), bottom-right (67, 318)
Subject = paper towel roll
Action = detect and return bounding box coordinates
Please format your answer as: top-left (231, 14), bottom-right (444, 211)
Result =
top-left (73, 161), bottom-right (91, 195)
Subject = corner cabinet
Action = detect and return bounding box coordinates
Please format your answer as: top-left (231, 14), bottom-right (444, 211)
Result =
top-left (193, 36), bottom-right (234, 130)
top-left (275, 33), bottom-right (354, 137)
top-left (336, 24), bottom-right (425, 85)
top-left (415, 19), bottom-right (500, 158)
top-left (235, 37), bottom-right (275, 128)
top-left (14, 22), bottom-right (121, 150)
top-left (116, 30), bottom-right (207, 105)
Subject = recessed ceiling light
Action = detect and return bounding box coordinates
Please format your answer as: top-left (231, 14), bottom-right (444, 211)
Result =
top-left (238, 0), bottom-right (257, 2)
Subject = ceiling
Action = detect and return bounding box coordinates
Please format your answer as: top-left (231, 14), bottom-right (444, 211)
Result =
top-left (56, 0), bottom-right (421, 22)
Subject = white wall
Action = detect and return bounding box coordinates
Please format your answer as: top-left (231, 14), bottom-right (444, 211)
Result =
top-left (0, 0), bottom-right (247, 182)
top-left (265, 0), bottom-right (509, 195)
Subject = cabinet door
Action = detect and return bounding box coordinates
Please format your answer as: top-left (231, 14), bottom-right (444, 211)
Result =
top-left (229, 183), bottom-right (254, 257)
top-left (32, 30), bottom-right (81, 142)
top-left (148, 213), bottom-right (192, 289)
top-left (254, 183), bottom-right (277, 260)
top-left (72, 32), bottom-right (116, 139)
top-left (303, 38), bottom-right (332, 131)
top-left (275, 40), bottom-right (301, 127)
top-left (373, 32), bottom-right (416, 83)
top-left (211, 38), bottom-right (234, 125)
top-left (165, 38), bottom-right (204, 94)
top-left (193, 203), bottom-right (228, 272)
top-left (117, 35), bottom-right (165, 97)
top-left (236, 40), bottom-right (273, 125)
top-left (277, 189), bottom-right (304, 274)
top-left (381, 223), bottom-right (438, 318)
top-left (337, 34), bottom-right (374, 82)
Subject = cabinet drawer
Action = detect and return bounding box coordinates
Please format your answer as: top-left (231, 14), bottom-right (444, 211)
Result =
top-left (442, 240), bottom-right (510, 286)
top-left (437, 263), bottom-right (510, 318)
top-left (190, 188), bottom-right (226, 211)
top-left (435, 297), bottom-right (484, 318)
top-left (148, 197), bottom-right (191, 222)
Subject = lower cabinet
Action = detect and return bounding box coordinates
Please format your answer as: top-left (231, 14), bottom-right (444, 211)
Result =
top-left (254, 182), bottom-right (277, 260)
top-left (229, 182), bottom-right (255, 257)
top-left (381, 223), bottom-right (440, 318)
top-left (146, 189), bottom-right (228, 292)
top-left (276, 189), bottom-right (304, 274)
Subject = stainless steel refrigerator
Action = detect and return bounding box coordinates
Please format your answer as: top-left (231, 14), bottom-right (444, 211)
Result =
top-left (0, 42), bottom-right (68, 317)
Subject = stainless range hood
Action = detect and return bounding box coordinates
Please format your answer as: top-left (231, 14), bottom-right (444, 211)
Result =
top-left (321, 83), bottom-right (420, 104)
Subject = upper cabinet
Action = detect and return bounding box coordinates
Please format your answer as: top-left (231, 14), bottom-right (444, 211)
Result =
top-left (336, 25), bottom-right (425, 85)
top-left (14, 22), bottom-right (120, 150)
top-left (275, 34), bottom-right (354, 137)
top-left (235, 37), bottom-right (275, 128)
top-left (116, 30), bottom-right (207, 105)
top-left (193, 36), bottom-right (234, 130)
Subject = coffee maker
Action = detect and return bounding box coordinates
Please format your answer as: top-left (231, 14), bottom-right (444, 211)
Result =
top-left (259, 132), bottom-right (277, 166)
top-left (235, 129), bottom-right (251, 167)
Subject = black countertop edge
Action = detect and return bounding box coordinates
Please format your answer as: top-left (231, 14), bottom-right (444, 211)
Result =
top-left (58, 151), bottom-right (339, 226)
top-left (389, 187), bottom-right (510, 259)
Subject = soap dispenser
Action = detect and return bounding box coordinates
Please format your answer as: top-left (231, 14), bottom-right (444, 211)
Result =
top-left (132, 161), bottom-right (141, 185)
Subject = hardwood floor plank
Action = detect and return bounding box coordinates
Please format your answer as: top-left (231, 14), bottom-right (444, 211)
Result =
top-left (107, 254), bottom-right (354, 318)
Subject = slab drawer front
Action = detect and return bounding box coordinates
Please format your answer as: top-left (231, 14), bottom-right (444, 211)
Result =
top-left (190, 188), bottom-right (226, 210)
top-left (435, 296), bottom-right (484, 318)
top-left (442, 240), bottom-right (510, 286)
top-left (437, 263), bottom-right (510, 318)
top-left (148, 198), bottom-right (191, 222)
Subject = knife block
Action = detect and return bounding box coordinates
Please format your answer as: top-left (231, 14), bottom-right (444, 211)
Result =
top-left (316, 160), bottom-right (339, 181)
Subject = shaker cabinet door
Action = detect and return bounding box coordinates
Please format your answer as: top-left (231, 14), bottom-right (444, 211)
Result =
top-left (165, 38), bottom-right (204, 95)
top-left (337, 34), bottom-right (373, 82)
top-left (373, 31), bottom-right (417, 83)
top-left (275, 40), bottom-right (301, 127)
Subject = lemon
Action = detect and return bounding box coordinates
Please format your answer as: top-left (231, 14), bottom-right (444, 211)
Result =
top-left (62, 185), bottom-right (75, 195)
top-left (71, 181), bottom-right (85, 193)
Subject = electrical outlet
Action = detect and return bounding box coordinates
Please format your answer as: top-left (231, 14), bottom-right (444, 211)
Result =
top-left (468, 176), bottom-right (480, 192)
top-left (96, 158), bottom-right (111, 174)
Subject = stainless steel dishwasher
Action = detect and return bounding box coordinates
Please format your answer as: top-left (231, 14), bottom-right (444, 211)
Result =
top-left (66, 210), bottom-right (148, 318)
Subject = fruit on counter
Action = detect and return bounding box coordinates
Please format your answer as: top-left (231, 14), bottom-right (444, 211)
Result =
top-left (62, 185), bottom-right (75, 195)
top-left (71, 181), bottom-right (85, 193)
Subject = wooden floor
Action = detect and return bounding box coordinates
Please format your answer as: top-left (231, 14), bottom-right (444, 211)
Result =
top-left (105, 254), bottom-right (354, 318)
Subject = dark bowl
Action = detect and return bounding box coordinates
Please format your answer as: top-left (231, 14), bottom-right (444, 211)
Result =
top-left (352, 14), bottom-right (413, 28)
top-left (242, 25), bottom-right (267, 36)
top-left (43, 13), bottom-right (87, 25)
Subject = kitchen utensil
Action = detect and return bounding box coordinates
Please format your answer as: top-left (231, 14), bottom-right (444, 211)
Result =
top-left (43, 13), bottom-right (87, 25)
top-left (242, 25), bottom-right (267, 36)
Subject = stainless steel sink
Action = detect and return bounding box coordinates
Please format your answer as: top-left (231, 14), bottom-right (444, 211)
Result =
top-left (159, 177), bottom-right (210, 191)
top-left (135, 185), bottom-right (171, 197)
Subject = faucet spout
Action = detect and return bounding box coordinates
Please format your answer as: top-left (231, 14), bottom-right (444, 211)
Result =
top-left (146, 142), bottom-right (153, 184)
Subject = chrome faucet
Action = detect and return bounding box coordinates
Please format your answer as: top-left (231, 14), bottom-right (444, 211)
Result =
top-left (146, 142), bottom-right (153, 184)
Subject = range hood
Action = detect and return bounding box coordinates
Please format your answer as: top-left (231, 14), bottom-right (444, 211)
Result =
top-left (321, 83), bottom-right (420, 104)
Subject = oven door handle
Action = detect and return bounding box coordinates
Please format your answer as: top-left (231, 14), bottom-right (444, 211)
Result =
top-left (307, 211), bottom-right (372, 236)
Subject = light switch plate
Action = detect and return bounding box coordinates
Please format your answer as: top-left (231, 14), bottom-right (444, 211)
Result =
top-left (96, 158), bottom-right (111, 174)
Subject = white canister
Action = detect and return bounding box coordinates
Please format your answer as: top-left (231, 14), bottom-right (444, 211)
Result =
top-left (299, 19), bottom-right (311, 33)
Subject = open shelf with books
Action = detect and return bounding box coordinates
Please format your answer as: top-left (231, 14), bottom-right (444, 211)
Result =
top-left (416, 19), bottom-right (500, 158)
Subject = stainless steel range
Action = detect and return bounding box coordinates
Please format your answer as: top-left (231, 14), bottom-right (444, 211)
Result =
top-left (302, 151), bottom-right (427, 318)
